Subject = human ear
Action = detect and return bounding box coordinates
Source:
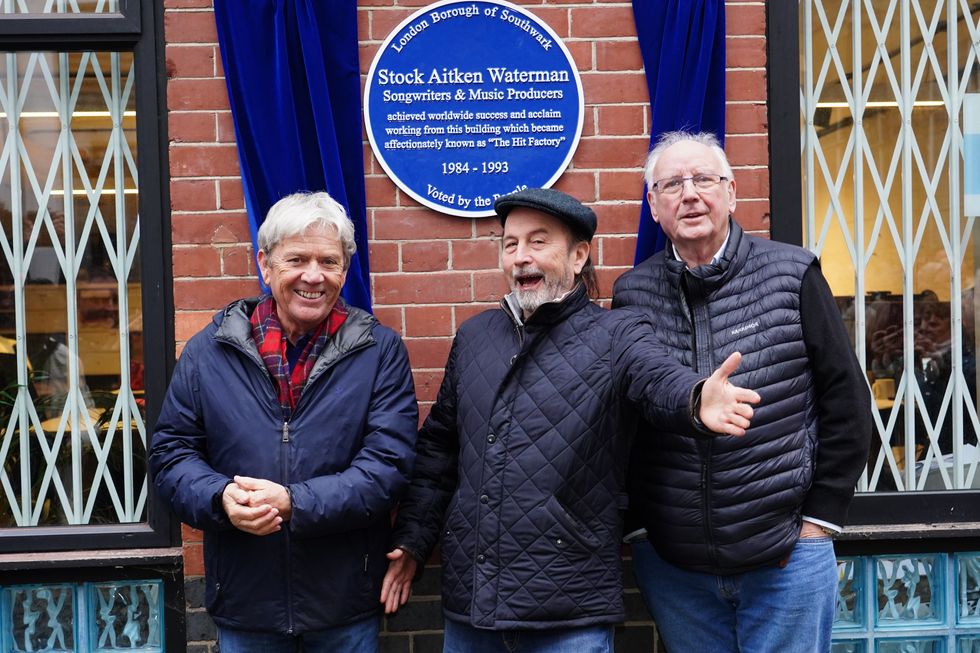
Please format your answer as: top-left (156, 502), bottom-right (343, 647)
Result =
top-left (257, 249), bottom-right (272, 286)
top-left (572, 241), bottom-right (590, 274)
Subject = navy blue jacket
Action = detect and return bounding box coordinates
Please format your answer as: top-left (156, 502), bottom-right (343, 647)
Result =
top-left (614, 221), bottom-right (871, 573)
top-left (391, 285), bottom-right (703, 629)
top-left (150, 297), bottom-right (417, 634)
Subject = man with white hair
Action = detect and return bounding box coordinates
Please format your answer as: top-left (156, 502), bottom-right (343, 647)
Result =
top-left (150, 192), bottom-right (418, 653)
top-left (614, 131), bottom-right (871, 653)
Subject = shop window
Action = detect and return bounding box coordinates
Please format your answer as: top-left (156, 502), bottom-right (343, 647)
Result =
top-left (0, 50), bottom-right (144, 528)
top-left (0, 0), bottom-right (171, 551)
top-left (791, 1), bottom-right (980, 506)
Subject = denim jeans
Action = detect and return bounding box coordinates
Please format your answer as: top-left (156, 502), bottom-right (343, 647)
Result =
top-left (218, 616), bottom-right (379, 653)
top-left (631, 537), bottom-right (838, 653)
top-left (443, 619), bottom-right (614, 653)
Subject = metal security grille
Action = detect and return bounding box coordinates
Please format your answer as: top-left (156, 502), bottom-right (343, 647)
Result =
top-left (0, 50), bottom-right (144, 527)
top-left (801, 0), bottom-right (980, 492)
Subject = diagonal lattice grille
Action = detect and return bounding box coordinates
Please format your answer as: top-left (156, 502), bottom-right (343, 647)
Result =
top-left (0, 50), bottom-right (144, 526)
top-left (802, 0), bottom-right (980, 492)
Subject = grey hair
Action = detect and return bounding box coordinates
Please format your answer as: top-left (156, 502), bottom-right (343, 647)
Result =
top-left (643, 131), bottom-right (734, 189)
top-left (257, 192), bottom-right (357, 270)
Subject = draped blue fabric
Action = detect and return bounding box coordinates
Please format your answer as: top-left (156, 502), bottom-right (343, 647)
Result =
top-left (631, 1), bottom-right (726, 264)
top-left (214, 0), bottom-right (372, 310)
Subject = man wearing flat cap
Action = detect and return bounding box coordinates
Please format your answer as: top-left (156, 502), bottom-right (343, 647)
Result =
top-left (380, 187), bottom-right (761, 652)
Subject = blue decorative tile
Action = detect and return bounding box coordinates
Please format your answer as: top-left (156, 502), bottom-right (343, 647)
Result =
top-left (875, 556), bottom-right (943, 626)
top-left (876, 637), bottom-right (945, 653)
top-left (958, 554), bottom-right (980, 625)
top-left (88, 582), bottom-right (163, 653)
top-left (958, 635), bottom-right (980, 653)
top-left (837, 558), bottom-right (865, 629)
top-left (833, 640), bottom-right (867, 653)
top-left (3, 585), bottom-right (75, 653)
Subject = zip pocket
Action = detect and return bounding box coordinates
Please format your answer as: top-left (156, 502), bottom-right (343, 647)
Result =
top-left (543, 496), bottom-right (601, 550)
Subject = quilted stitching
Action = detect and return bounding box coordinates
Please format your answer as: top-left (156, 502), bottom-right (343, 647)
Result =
top-left (394, 287), bottom-right (695, 628)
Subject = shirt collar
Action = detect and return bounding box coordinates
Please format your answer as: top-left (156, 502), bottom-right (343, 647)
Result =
top-left (671, 229), bottom-right (731, 269)
top-left (502, 286), bottom-right (578, 326)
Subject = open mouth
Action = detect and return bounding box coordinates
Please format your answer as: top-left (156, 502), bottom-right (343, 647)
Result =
top-left (295, 289), bottom-right (324, 300)
top-left (515, 274), bottom-right (544, 290)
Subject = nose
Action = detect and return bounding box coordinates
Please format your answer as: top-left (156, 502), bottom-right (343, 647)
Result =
top-left (680, 177), bottom-right (700, 200)
top-left (513, 242), bottom-right (533, 265)
top-left (300, 261), bottom-right (325, 282)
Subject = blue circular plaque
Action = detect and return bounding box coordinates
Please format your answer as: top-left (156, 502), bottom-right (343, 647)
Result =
top-left (364, 0), bottom-right (584, 218)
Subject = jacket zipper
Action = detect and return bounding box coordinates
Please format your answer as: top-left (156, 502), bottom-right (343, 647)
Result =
top-left (699, 446), bottom-right (718, 567)
top-left (276, 342), bottom-right (371, 634)
top-left (685, 271), bottom-right (719, 568)
top-left (281, 418), bottom-right (293, 633)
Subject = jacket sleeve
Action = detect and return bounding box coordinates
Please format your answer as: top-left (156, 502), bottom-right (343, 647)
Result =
top-left (388, 335), bottom-right (462, 562)
top-left (799, 262), bottom-right (873, 525)
top-left (149, 342), bottom-right (235, 531)
top-left (288, 329), bottom-right (419, 537)
top-left (612, 312), bottom-right (705, 436)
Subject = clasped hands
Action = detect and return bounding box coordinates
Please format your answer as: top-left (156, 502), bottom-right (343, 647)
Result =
top-left (221, 475), bottom-right (292, 536)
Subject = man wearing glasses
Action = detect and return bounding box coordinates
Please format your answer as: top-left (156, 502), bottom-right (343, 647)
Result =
top-left (613, 131), bottom-right (871, 653)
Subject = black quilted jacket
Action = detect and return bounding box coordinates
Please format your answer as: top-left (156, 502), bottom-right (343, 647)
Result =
top-left (391, 284), bottom-right (704, 629)
top-left (614, 221), bottom-right (867, 574)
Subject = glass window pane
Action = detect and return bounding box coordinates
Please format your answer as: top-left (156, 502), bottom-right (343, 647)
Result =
top-left (801, 0), bottom-right (980, 493)
top-left (0, 50), bottom-right (143, 527)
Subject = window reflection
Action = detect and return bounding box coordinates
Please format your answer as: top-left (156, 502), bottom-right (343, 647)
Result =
top-left (801, 1), bottom-right (980, 491)
top-left (0, 51), bottom-right (143, 527)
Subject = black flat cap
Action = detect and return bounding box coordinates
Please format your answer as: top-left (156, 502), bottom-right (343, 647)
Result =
top-left (495, 187), bottom-right (597, 241)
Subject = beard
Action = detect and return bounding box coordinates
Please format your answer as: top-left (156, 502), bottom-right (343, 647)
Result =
top-left (510, 264), bottom-right (575, 315)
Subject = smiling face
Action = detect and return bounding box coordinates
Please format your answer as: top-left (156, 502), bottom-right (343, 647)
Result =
top-left (647, 140), bottom-right (737, 265)
top-left (502, 208), bottom-right (589, 317)
top-left (257, 225), bottom-right (347, 342)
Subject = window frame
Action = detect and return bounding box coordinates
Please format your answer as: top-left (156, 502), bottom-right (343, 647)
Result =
top-left (0, 0), bottom-right (175, 553)
top-left (0, 0), bottom-right (140, 44)
top-left (765, 1), bottom-right (980, 536)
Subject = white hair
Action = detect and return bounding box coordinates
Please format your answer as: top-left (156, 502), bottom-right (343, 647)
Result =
top-left (257, 192), bottom-right (356, 270)
top-left (643, 131), bottom-right (734, 188)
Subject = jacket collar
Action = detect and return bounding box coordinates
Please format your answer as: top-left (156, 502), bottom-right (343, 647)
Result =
top-left (213, 295), bottom-right (376, 376)
top-left (665, 218), bottom-right (749, 293)
top-left (500, 282), bottom-right (590, 330)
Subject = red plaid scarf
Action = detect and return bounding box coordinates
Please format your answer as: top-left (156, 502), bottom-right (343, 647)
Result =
top-left (250, 295), bottom-right (348, 415)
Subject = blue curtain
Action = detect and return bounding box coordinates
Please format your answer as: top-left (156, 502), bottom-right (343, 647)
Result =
top-left (214, 0), bottom-right (372, 311)
top-left (631, 0), bottom-right (726, 264)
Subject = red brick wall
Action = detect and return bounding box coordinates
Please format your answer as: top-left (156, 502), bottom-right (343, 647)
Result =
top-left (164, 0), bottom-right (768, 649)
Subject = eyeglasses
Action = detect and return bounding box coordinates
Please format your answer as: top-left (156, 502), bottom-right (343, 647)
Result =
top-left (652, 173), bottom-right (728, 195)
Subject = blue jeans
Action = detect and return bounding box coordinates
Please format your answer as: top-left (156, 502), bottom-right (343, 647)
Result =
top-left (218, 617), bottom-right (379, 653)
top-left (631, 537), bottom-right (837, 653)
top-left (443, 619), bottom-right (614, 653)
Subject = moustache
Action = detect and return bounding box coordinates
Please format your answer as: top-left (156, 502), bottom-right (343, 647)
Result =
top-left (512, 266), bottom-right (544, 280)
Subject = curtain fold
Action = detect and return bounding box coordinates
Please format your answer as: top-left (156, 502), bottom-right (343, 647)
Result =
top-left (631, 0), bottom-right (726, 264)
top-left (214, 0), bottom-right (372, 310)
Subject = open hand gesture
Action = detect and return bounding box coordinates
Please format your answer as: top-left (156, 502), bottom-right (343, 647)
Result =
top-left (699, 352), bottom-right (761, 436)
top-left (380, 548), bottom-right (417, 614)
